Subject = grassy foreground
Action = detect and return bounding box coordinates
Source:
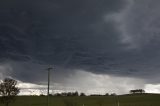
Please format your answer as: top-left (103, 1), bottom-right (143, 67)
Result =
top-left (0, 94), bottom-right (160, 106)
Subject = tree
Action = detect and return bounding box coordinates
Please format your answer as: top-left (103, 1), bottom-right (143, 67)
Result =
top-left (130, 89), bottom-right (145, 94)
top-left (110, 93), bottom-right (117, 96)
top-left (73, 91), bottom-right (79, 96)
top-left (0, 78), bottom-right (20, 106)
top-left (80, 92), bottom-right (86, 96)
top-left (104, 93), bottom-right (109, 96)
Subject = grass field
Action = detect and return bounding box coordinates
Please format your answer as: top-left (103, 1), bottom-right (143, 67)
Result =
top-left (0, 94), bottom-right (160, 106)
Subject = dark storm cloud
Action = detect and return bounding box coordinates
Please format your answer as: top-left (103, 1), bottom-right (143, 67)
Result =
top-left (0, 0), bottom-right (125, 64)
top-left (0, 0), bottom-right (160, 84)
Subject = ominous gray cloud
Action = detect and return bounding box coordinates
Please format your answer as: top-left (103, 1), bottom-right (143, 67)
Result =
top-left (0, 0), bottom-right (160, 87)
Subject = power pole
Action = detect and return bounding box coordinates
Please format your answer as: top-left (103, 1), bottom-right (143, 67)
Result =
top-left (47, 67), bottom-right (53, 106)
top-left (117, 95), bottom-right (120, 106)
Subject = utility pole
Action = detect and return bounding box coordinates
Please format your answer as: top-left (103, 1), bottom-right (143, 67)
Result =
top-left (117, 95), bottom-right (120, 106)
top-left (47, 67), bottom-right (53, 106)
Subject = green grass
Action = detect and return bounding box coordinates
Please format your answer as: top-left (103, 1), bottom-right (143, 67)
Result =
top-left (1, 94), bottom-right (160, 106)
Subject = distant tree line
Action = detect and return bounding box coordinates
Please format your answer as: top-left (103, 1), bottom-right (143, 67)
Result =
top-left (41, 89), bottom-right (146, 97)
top-left (43, 91), bottom-right (118, 97)
top-left (54, 91), bottom-right (79, 96)
top-left (130, 89), bottom-right (145, 94)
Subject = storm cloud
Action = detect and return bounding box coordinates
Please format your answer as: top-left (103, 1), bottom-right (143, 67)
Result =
top-left (0, 0), bottom-right (160, 93)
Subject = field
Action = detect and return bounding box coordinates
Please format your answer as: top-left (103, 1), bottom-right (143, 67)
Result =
top-left (0, 94), bottom-right (160, 106)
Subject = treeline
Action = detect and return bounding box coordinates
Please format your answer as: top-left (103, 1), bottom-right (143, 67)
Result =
top-left (54, 91), bottom-right (80, 96)
top-left (130, 89), bottom-right (145, 94)
top-left (40, 89), bottom-right (145, 97)
top-left (40, 89), bottom-right (145, 96)
top-left (40, 91), bottom-right (117, 97)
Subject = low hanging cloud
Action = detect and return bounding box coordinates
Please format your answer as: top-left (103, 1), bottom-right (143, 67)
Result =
top-left (17, 70), bottom-right (160, 95)
top-left (58, 70), bottom-right (146, 95)
top-left (17, 70), bottom-right (146, 95)
top-left (0, 0), bottom-right (160, 94)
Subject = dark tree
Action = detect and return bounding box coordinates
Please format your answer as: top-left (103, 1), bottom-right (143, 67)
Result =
top-left (110, 93), bottom-right (117, 96)
top-left (0, 78), bottom-right (20, 106)
top-left (130, 89), bottom-right (145, 94)
top-left (73, 91), bottom-right (79, 96)
top-left (104, 93), bottom-right (109, 96)
top-left (80, 92), bottom-right (86, 96)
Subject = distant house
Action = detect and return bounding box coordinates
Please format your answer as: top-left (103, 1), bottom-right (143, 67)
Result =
top-left (130, 89), bottom-right (145, 94)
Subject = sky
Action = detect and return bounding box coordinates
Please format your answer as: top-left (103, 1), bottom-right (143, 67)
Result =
top-left (1, 0), bottom-right (160, 95)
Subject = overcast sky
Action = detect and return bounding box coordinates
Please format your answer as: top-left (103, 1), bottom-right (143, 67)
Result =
top-left (0, 0), bottom-right (160, 95)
